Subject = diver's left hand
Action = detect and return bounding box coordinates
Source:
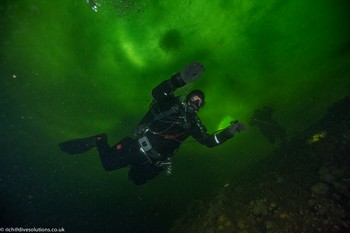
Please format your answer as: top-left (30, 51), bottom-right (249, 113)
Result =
top-left (226, 121), bottom-right (246, 136)
top-left (180, 62), bottom-right (205, 83)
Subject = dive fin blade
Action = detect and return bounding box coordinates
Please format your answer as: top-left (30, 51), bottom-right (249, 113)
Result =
top-left (59, 136), bottom-right (96, 155)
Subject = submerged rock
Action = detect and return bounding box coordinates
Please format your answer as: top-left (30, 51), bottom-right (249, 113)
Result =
top-left (311, 182), bottom-right (330, 196)
top-left (169, 96), bottom-right (350, 233)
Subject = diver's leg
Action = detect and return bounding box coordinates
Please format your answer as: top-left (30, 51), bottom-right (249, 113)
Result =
top-left (128, 163), bottom-right (163, 185)
top-left (95, 136), bottom-right (133, 171)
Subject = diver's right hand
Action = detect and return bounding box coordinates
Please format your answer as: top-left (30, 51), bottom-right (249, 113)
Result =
top-left (180, 62), bottom-right (205, 83)
top-left (225, 120), bottom-right (246, 137)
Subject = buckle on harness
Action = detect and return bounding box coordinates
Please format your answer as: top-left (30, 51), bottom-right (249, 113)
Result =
top-left (138, 136), bottom-right (161, 159)
top-left (138, 136), bottom-right (152, 152)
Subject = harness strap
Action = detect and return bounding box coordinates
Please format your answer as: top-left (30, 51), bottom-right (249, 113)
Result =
top-left (137, 136), bottom-right (173, 175)
top-left (153, 104), bottom-right (180, 121)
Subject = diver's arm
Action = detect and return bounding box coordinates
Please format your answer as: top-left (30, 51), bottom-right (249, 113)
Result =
top-left (152, 73), bottom-right (185, 102)
top-left (195, 128), bottom-right (234, 148)
top-left (202, 131), bottom-right (234, 147)
top-left (192, 120), bottom-right (245, 148)
top-left (152, 62), bottom-right (205, 102)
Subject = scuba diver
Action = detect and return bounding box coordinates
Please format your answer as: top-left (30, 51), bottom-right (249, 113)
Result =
top-left (249, 106), bottom-right (287, 144)
top-left (59, 62), bottom-right (245, 185)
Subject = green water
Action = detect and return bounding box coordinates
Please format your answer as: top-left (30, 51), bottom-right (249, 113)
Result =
top-left (1, 0), bottom-right (349, 232)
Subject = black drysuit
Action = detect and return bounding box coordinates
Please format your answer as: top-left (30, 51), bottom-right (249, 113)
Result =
top-left (96, 73), bottom-right (234, 185)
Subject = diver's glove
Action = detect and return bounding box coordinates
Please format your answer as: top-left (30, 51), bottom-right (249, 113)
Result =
top-left (180, 62), bottom-right (205, 84)
top-left (224, 120), bottom-right (246, 137)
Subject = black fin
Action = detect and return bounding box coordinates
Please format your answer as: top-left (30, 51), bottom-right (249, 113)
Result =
top-left (59, 136), bottom-right (96, 155)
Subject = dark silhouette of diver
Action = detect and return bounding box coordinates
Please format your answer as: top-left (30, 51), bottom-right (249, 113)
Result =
top-left (249, 106), bottom-right (286, 144)
top-left (59, 62), bottom-right (245, 185)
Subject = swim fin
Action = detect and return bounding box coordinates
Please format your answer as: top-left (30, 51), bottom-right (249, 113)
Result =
top-left (59, 136), bottom-right (97, 155)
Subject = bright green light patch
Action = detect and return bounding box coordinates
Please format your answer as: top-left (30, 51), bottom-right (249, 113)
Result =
top-left (121, 40), bottom-right (145, 67)
top-left (217, 116), bottom-right (234, 131)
